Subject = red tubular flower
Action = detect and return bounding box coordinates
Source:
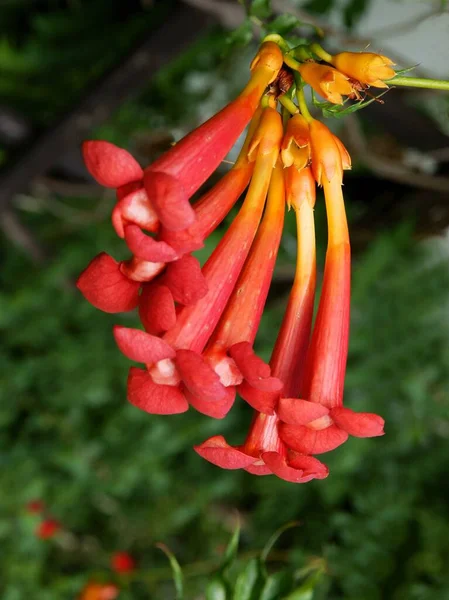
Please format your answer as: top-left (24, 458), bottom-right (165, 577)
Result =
top-left (122, 107), bottom-right (283, 416)
top-left (77, 111), bottom-right (263, 315)
top-left (278, 124), bottom-right (385, 455)
top-left (187, 160), bottom-right (286, 418)
top-left (111, 552), bottom-right (136, 574)
top-left (78, 582), bottom-right (119, 600)
top-left (195, 166), bottom-right (328, 482)
top-left (36, 519), bottom-right (61, 539)
top-left (144, 42), bottom-right (283, 206)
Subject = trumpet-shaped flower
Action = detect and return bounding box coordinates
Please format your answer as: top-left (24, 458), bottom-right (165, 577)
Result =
top-left (278, 130), bottom-right (384, 455)
top-left (117, 108), bottom-right (283, 415)
top-left (195, 166), bottom-right (328, 482)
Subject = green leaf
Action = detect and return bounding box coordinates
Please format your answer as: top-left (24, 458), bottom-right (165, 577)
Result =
top-left (302, 0), bottom-right (334, 15)
top-left (343, 0), bottom-right (371, 29)
top-left (265, 14), bottom-right (301, 35)
top-left (260, 572), bottom-right (294, 600)
top-left (224, 19), bottom-right (253, 53)
top-left (156, 543), bottom-right (184, 600)
top-left (261, 521), bottom-right (301, 563)
top-left (250, 0), bottom-right (272, 19)
top-left (207, 578), bottom-right (228, 600)
top-left (221, 519), bottom-right (241, 571)
top-left (233, 559), bottom-right (261, 600)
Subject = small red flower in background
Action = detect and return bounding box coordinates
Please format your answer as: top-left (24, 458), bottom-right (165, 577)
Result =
top-left (36, 519), bottom-right (60, 539)
top-left (26, 500), bottom-right (45, 514)
top-left (78, 582), bottom-right (119, 600)
top-left (111, 552), bottom-right (136, 574)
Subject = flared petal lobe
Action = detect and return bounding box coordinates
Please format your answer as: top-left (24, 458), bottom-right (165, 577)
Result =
top-left (77, 253), bottom-right (140, 313)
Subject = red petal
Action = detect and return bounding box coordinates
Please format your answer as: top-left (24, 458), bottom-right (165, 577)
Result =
top-left (162, 255), bottom-right (208, 305)
top-left (279, 423), bottom-right (349, 455)
top-left (143, 170), bottom-right (195, 231)
top-left (244, 463), bottom-right (272, 476)
top-left (127, 367), bottom-right (188, 414)
top-left (82, 141), bottom-right (143, 188)
top-left (112, 188), bottom-right (159, 238)
top-left (113, 326), bottom-right (175, 364)
top-left (288, 453), bottom-right (329, 479)
top-left (175, 349), bottom-right (227, 402)
top-left (139, 284), bottom-right (176, 335)
top-left (194, 435), bottom-right (255, 469)
top-left (331, 407), bottom-right (385, 438)
top-left (77, 253), bottom-right (140, 313)
top-left (237, 380), bottom-right (277, 415)
top-left (261, 451), bottom-right (321, 483)
top-left (124, 225), bottom-right (178, 262)
top-left (278, 398), bottom-right (330, 425)
top-left (185, 386), bottom-right (235, 419)
top-left (228, 341), bottom-right (271, 379)
top-left (159, 225), bottom-right (205, 255)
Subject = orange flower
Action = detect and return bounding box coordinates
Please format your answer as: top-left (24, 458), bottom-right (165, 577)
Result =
top-left (281, 114), bottom-right (311, 170)
top-left (298, 62), bottom-right (353, 104)
top-left (331, 52), bottom-right (395, 88)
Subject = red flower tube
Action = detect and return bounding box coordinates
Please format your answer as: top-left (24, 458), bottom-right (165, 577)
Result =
top-left (116, 108), bottom-right (283, 415)
top-left (186, 160), bottom-right (286, 418)
top-left (279, 123), bottom-right (385, 455)
top-left (195, 167), bottom-right (328, 482)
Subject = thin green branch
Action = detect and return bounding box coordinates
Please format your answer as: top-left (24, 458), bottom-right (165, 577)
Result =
top-left (386, 76), bottom-right (449, 91)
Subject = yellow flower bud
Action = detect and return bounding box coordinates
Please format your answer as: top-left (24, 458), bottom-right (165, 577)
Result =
top-left (331, 52), bottom-right (395, 88)
top-left (250, 41), bottom-right (284, 85)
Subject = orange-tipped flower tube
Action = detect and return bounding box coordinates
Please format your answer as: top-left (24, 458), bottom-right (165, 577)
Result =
top-left (330, 52), bottom-right (395, 88)
top-left (297, 62), bottom-right (353, 104)
top-left (308, 119), bottom-right (343, 185)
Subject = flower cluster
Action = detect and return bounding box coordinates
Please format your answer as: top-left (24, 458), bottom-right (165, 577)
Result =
top-left (78, 41), bottom-right (388, 483)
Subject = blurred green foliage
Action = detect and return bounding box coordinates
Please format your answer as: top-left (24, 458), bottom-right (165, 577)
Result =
top-left (1, 1), bottom-right (449, 599)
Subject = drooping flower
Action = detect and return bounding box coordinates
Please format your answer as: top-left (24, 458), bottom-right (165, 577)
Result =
top-left (82, 42), bottom-right (282, 238)
top-left (76, 110), bottom-right (263, 315)
top-left (111, 552), bottom-right (136, 574)
top-left (195, 166), bottom-right (328, 482)
top-left (330, 51), bottom-right (396, 88)
top-left (297, 62), bottom-right (353, 104)
top-left (186, 159), bottom-right (286, 418)
top-left (278, 122), bottom-right (385, 454)
top-left (119, 107), bottom-right (284, 416)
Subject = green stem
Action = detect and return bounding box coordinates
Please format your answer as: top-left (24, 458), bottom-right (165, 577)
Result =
top-left (386, 75), bottom-right (449, 91)
top-left (310, 43), bottom-right (332, 63)
top-left (279, 95), bottom-right (299, 115)
top-left (262, 33), bottom-right (290, 53)
top-left (294, 75), bottom-right (313, 123)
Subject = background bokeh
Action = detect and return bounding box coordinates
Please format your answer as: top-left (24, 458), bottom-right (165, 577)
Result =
top-left (1, 1), bottom-right (449, 598)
